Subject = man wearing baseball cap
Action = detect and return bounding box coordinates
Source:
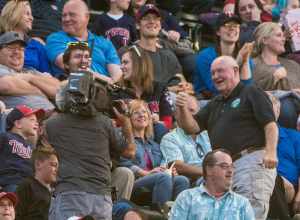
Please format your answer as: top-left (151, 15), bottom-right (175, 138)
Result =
top-left (0, 192), bottom-right (17, 220)
top-left (0, 105), bottom-right (44, 192)
top-left (0, 31), bottom-right (60, 111)
top-left (134, 4), bottom-right (182, 83)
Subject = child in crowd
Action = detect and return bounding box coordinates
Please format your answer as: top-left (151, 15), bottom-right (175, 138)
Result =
top-left (0, 192), bottom-right (17, 220)
top-left (15, 144), bottom-right (58, 220)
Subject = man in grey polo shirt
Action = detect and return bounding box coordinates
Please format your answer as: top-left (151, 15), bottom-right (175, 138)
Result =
top-left (0, 31), bottom-right (60, 111)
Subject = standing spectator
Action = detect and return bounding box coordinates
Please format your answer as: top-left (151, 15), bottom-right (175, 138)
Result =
top-left (120, 100), bottom-right (190, 209)
top-left (46, 84), bottom-right (136, 219)
top-left (0, 0), bottom-right (51, 73)
top-left (0, 192), bottom-right (17, 220)
top-left (0, 105), bottom-right (44, 192)
top-left (135, 4), bottom-right (182, 83)
top-left (92, 0), bottom-right (138, 50)
top-left (15, 144), bottom-right (59, 220)
top-left (46, 0), bottom-right (122, 81)
top-left (176, 56), bottom-right (278, 220)
top-left (61, 42), bottom-right (135, 202)
top-left (0, 32), bottom-right (60, 111)
top-left (160, 95), bottom-right (211, 182)
top-left (169, 149), bottom-right (255, 220)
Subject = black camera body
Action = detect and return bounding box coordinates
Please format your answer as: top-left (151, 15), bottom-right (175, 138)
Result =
top-left (56, 71), bottom-right (135, 117)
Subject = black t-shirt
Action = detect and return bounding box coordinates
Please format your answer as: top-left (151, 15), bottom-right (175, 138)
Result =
top-left (16, 177), bottom-right (51, 220)
top-left (45, 112), bottom-right (127, 195)
top-left (140, 47), bottom-right (182, 83)
top-left (195, 83), bottom-right (275, 154)
top-left (92, 13), bottom-right (137, 50)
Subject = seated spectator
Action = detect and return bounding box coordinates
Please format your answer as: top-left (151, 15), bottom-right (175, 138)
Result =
top-left (133, 4), bottom-right (182, 83)
top-left (46, 0), bottom-right (122, 81)
top-left (92, 0), bottom-right (138, 50)
top-left (0, 192), bottom-right (17, 220)
top-left (0, 105), bottom-right (44, 192)
top-left (234, 0), bottom-right (262, 46)
top-left (169, 149), bottom-right (255, 220)
top-left (130, 0), bottom-right (188, 40)
top-left (193, 13), bottom-right (252, 97)
top-left (160, 95), bottom-right (211, 182)
top-left (0, 0), bottom-right (51, 73)
top-left (119, 45), bottom-right (173, 129)
top-left (15, 144), bottom-right (58, 220)
top-left (120, 100), bottom-right (190, 209)
top-left (0, 32), bottom-right (60, 111)
top-left (0, 0), bottom-right (65, 42)
top-left (252, 22), bottom-right (300, 91)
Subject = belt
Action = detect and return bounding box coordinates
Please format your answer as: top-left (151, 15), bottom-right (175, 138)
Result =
top-left (232, 146), bottom-right (263, 161)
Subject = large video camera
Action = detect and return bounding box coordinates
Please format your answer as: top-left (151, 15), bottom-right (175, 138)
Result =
top-left (56, 71), bottom-right (136, 117)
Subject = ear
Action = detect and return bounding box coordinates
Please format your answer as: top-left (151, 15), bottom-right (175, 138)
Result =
top-left (136, 23), bottom-right (140, 30)
top-left (262, 36), bottom-right (268, 46)
top-left (13, 120), bottom-right (22, 129)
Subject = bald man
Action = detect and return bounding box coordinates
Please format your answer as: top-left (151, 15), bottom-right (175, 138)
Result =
top-left (176, 56), bottom-right (278, 220)
top-left (46, 0), bottom-right (122, 81)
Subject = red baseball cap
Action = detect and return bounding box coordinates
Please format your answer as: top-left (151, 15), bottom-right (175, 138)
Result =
top-left (0, 192), bottom-right (18, 207)
top-left (6, 105), bottom-right (45, 130)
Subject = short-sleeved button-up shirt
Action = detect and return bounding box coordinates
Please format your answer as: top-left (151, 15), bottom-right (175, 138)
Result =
top-left (170, 184), bottom-right (255, 220)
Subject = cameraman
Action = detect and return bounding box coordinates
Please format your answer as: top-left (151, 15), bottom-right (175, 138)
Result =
top-left (45, 58), bottom-right (136, 219)
top-left (61, 41), bottom-right (135, 201)
top-left (60, 41), bottom-right (114, 84)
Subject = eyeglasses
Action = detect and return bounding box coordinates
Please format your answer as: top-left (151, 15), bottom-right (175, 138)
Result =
top-left (213, 162), bottom-right (234, 170)
top-left (223, 23), bottom-right (240, 29)
top-left (129, 45), bottom-right (141, 57)
top-left (4, 45), bottom-right (24, 52)
top-left (67, 41), bottom-right (89, 49)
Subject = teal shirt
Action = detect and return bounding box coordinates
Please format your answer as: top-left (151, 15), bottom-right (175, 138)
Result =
top-left (170, 184), bottom-right (255, 220)
top-left (160, 128), bottom-right (211, 166)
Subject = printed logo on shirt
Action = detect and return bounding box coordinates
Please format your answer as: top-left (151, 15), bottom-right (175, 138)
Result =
top-left (231, 98), bottom-right (241, 108)
top-left (9, 139), bottom-right (32, 159)
top-left (105, 27), bottom-right (130, 46)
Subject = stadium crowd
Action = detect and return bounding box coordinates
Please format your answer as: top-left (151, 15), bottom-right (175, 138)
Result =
top-left (0, 0), bottom-right (300, 220)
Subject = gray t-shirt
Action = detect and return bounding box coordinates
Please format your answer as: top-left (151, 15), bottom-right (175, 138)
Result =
top-left (45, 112), bottom-right (127, 195)
top-left (0, 64), bottom-right (54, 110)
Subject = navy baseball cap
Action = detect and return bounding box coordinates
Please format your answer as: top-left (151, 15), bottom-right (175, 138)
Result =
top-left (215, 13), bottom-right (241, 30)
top-left (136, 4), bottom-right (161, 21)
top-left (6, 105), bottom-right (45, 130)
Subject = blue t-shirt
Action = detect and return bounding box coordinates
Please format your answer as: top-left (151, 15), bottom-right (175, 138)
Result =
top-left (24, 39), bottom-right (51, 73)
top-left (46, 30), bottom-right (120, 77)
top-left (193, 47), bottom-right (218, 95)
top-left (277, 126), bottom-right (300, 186)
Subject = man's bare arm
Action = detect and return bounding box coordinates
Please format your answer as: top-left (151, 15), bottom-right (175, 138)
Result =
top-left (55, 54), bottom-right (65, 70)
top-left (107, 64), bottom-right (123, 83)
top-left (174, 160), bottom-right (203, 180)
top-left (263, 121), bottom-right (278, 169)
top-left (176, 92), bottom-right (200, 134)
top-left (22, 74), bottom-right (61, 99)
top-left (0, 75), bottom-right (43, 96)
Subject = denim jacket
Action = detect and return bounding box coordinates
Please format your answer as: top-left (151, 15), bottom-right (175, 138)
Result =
top-left (119, 137), bottom-right (162, 175)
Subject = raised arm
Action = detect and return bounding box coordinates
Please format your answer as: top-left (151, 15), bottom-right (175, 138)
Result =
top-left (176, 92), bottom-right (200, 134)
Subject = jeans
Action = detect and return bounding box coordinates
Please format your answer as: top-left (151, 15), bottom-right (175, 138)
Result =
top-left (133, 172), bottom-right (190, 205)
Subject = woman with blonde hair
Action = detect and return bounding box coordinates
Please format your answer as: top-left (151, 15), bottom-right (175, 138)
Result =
top-left (0, 0), bottom-right (51, 73)
top-left (252, 22), bottom-right (300, 90)
top-left (120, 100), bottom-right (189, 209)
